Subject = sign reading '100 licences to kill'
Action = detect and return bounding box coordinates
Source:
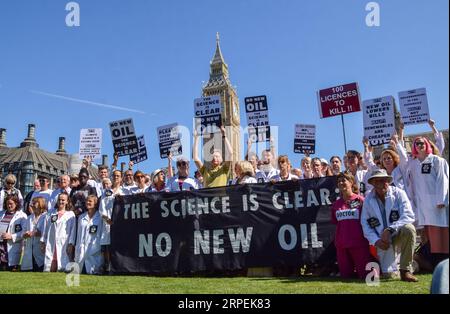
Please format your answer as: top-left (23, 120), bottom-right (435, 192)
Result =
top-left (318, 82), bottom-right (361, 118)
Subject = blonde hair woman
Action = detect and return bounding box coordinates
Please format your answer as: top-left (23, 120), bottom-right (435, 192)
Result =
top-left (232, 161), bottom-right (257, 184)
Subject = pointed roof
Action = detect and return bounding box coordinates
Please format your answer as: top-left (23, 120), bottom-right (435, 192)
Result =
top-left (211, 32), bottom-right (227, 65)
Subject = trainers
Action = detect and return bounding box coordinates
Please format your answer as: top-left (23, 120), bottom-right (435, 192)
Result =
top-left (400, 270), bottom-right (418, 282)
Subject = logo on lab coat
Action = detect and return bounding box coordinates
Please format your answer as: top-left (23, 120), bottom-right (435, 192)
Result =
top-left (367, 217), bottom-right (381, 229)
top-left (389, 210), bottom-right (399, 223)
top-left (421, 163), bottom-right (432, 174)
top-left (89, 225), bottom-right (98, 234)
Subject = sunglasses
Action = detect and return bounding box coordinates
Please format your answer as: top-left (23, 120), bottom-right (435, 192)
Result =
top-left (6, 181), bottom-right (14, 185)
top-left (415, 141), bottom-right (425, 147)
top-left (177, 162), bottom-right (188, 166)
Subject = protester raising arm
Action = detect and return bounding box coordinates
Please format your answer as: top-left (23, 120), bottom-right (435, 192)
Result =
top-left (222, 126), bottom-right (234, 169)
top-left (428, 119), bottom-right (445, 156)
top-left (362, 137), bottom-right (378, 171)
top-left (111, 152), bottom-right (119, 172)
top-left (167, 152), bottom-right (174, 179)
top-left (193, 129), bottom-right (203, 171)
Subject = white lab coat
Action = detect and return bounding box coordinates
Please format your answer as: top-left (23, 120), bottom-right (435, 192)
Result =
top-left (361, 186), bottom-right (415, 245)
top-left (73, 211), bottom-right (107, 274)
top-left (361, 186), bottom-right (415, 273)
top-left (230, 176), bottom-right (258, 185)
top-left (408, 154), bottom-right (449, 228)
top-left (99, 188), bottom-right (124, 245)
top-left (271, 173), bottom-right (299, 182)
top-left (255, 167), bottom-right (279, 183)
top-left (0, 210), bottom-right (27, 266)
top-left (21, 213), bottom-right (47, 270)
top-left (167, 176), bottom-right (199, 191)
top-left (41, 210), bottom-right (76, 272)
top-left (355, 169), bottom-right (372, 196)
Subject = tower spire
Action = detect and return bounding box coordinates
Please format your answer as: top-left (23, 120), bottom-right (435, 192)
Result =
top-left (211, 32), bottom-right (226, 65)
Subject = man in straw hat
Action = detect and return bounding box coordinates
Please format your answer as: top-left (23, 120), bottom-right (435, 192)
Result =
top-left (361, 169), bottom-right (418, 282)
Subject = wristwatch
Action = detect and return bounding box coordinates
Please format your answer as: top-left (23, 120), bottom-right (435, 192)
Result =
top-left (386, 227), bottom-right (395, 234)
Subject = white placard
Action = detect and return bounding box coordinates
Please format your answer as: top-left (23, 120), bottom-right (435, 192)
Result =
top-left (194, 95), bottom-right (222, 134)
top-left (79, 128), bottom-right (102, 160)
top-left (363, 96), bottom-right (396, 146)
top-left (398, 88), bottom-right (429, 125)
top-left (0, 222), bottom-right (9, 240)
top-left (157, 123), bottom-right (182, 158)
top-left (294, 124), bottom-right (316, 154)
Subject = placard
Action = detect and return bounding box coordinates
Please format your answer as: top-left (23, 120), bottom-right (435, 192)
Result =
top-left (294, 124), bottom-right (316, 154)
top-left (363, 96), bottom-right (396, 146)
top-left (398, 88), bottom-right (429, 125)
top-left (318, 82), bottom-right (361, 118)
top-left (157, 123), bottom-right (182, 159)
top-left (79, 128), bottom-right (102, 160)
top-left (245, 95), bottom-right (270, 142)
top-left (194, 96), bottom-right (222, 134)
top-left (109, 118), bottom-right (138, 156)
top-left (130, 135), bottom-right (148, 164)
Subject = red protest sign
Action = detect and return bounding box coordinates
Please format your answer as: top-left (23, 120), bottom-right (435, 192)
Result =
top-left (317, 82), bottom-right (361, 118)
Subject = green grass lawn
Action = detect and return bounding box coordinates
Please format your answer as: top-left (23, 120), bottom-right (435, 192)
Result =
top-left (0, 272), bottom-right (433, 294)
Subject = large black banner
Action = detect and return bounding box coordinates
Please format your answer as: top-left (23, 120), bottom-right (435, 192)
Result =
top-left (110, 177), bottom-right (338, 274)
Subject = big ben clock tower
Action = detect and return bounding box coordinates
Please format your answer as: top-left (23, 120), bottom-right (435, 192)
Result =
top-left (201, 33), bottom-right (241, 172)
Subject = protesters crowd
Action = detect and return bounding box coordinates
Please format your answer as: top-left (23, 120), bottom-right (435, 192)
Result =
top-left (0, 121), bottom-right (448, 283)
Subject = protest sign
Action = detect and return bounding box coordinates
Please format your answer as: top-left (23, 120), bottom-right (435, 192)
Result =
top-left (245, 95), bottom-right (270, 142)
top-left (194, 96), bottom-right (222, 134)
top-left (398, 88), bottom-right (429, 125)
top-left (294, 124), bottom-right (316, 154)
top-left (109, 118), bottom-right (138, 156)
top-left (318, 82), bottom-right (361, 118)
top-left (157, 123), bottom-right (182, 159)
top-left (363, 96), bottom-right (396, 146)
top-left (79, 128), bottom-right (102, 160)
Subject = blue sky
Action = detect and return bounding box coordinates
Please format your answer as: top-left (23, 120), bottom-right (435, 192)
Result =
top-left (0, 0), bottom-right (448, 172)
